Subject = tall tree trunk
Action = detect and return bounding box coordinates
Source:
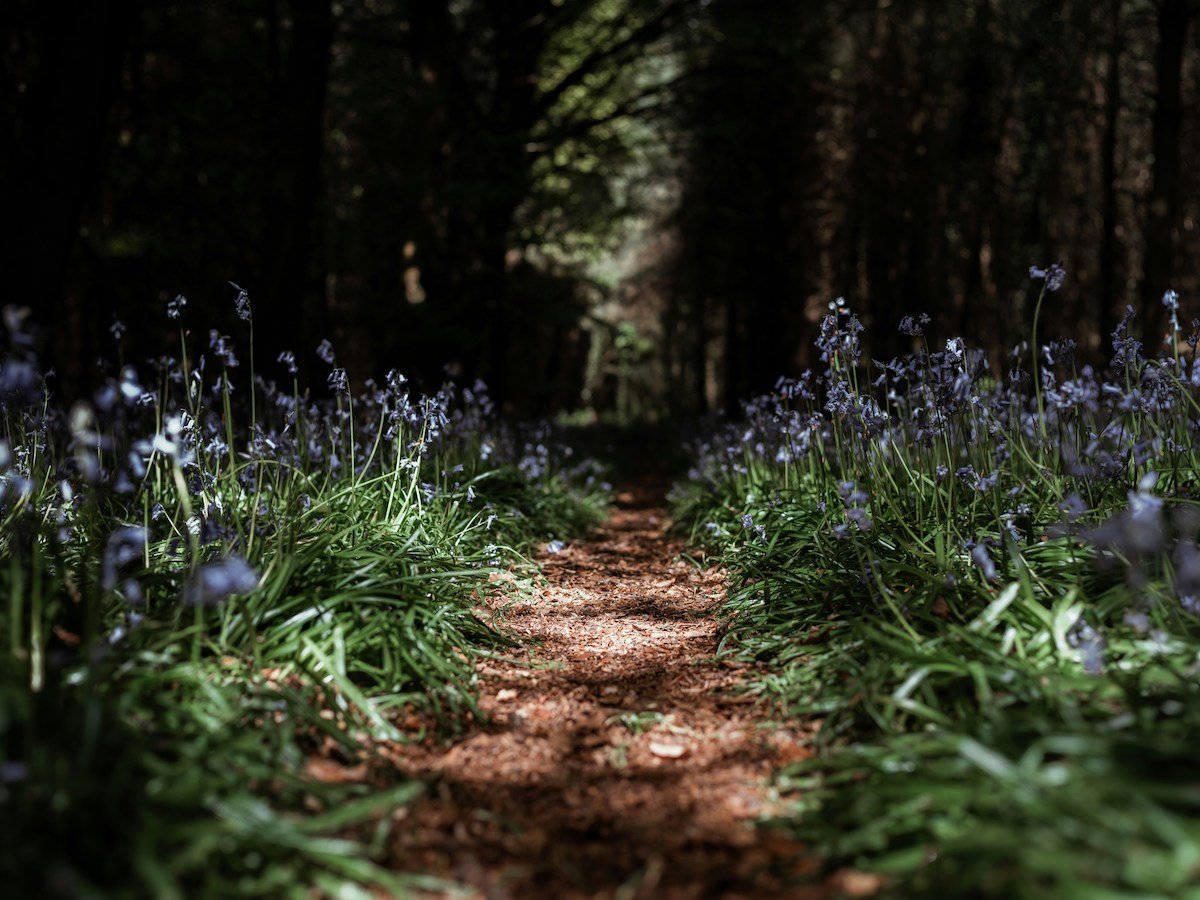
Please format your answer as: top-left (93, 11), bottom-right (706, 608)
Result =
top-left (476, 2), bottom-right (549, 404)
top-left (0, 0), bottom-right (139, 386)
top-left (258, 0), bottom-right (335, 365)
top-left (1098, 0), bottom-right (1123, 349)
top-left (1141, 0), bottom-right (1193, 342)
top-left (958, 1), bottom-right (998, 346)
top-left (404, 0), bottom-right (551, 403)
top-left (691, 292), bottom-right (709, 413)
top-left (722, 275), bottom-right (741, 415)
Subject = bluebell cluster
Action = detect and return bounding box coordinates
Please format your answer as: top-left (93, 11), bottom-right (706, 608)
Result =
top-left (685, 278), bottom-right (1200, 626)
top-left (675, 275), bottom-right (1200, 895)
top-left (0, 287), bottom-right (602, 630)
top-left (0, 286), bottom-right (615, 899)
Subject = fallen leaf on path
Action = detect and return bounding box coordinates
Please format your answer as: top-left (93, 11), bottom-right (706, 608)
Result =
top-left (649, 741), bottom-right (687, 759)
top-left (829, 869), bottom-right (885, 896)
top-left (772, 740), bottom-right (813, 765)
top-left (304, 757), bottom-right (368, 783)
top-left (52, 626), bottom-right (81, 647)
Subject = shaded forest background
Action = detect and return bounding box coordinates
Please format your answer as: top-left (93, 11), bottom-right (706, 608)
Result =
top-left (2, 0), bottom-right (1198, 416)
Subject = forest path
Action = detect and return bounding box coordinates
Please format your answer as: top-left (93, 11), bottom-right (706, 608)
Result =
top-left (383, 480), bottom-right (825, 899)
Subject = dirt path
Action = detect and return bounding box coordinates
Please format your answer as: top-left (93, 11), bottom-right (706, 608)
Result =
top-left (384, 482), bottom-right (823, 899)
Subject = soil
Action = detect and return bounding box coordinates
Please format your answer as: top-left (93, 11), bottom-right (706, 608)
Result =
top-left (381, 480), bottom-right (830, 899)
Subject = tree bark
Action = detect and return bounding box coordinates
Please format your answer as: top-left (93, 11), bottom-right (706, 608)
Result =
top-left (1141, 0), bottom-right (1193, 342)
top-left (0, 0), bottom-right (139, 383)
top-left (258, 0), bottom-right (335, 365)
top-left (1098, 0), bottom-right (1123, 348)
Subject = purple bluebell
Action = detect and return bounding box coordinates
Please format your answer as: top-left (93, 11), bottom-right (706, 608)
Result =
top-left (1029, 263), bottom-right (1066, 292)
top-left (1163, 289), bottom-right (1181, 335)
top-left (969, 541), bottom-right (998, 582)
top-left (182, 555), bottom-right (259, 606)
top-left (898, 314), bottom-right (930, 337)
top-left (230, 282), bottom-right (252, 322)
top-left (209, 330), bottom-right (239, 368)
top-left (316, 339), bottom-right (336, 366)
top-left (103, 526), bottom-right (147, 590)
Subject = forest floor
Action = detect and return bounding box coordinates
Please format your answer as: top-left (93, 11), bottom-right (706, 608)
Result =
top-left (379, 480), bottom-right (848, 899)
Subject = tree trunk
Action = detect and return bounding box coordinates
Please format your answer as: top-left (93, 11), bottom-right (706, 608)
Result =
top-left (476, 2), bottom-right (550, 404)
top-left (0, 0), bottom-right (139, 385)
top-left (258, 0), bottom-right (335, 366)
top-left (1141, 0), bottom-right (1193, 343)
top-left (1098, 0), bottom-right (1123, 349)
top-left (958, 1), bottom-right (999, 347)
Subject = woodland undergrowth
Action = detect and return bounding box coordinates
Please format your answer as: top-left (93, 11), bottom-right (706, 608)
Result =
top-left (0, 290), bottom-right (607, 898)
top-left (674, 275), bottom-right (1200, 896)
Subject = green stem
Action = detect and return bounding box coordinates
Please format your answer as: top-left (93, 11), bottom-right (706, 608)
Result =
top-left (1030, 282), bottom-right (1049, 441)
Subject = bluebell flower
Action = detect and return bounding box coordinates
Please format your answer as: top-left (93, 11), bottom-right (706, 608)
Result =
top-left (969, 541), bottom-right (998, 582)
top-left (1058, 493), bottom-right (1087, 522)
top-left (119, 366), bottom-right (143, 403)
top-left (1172, 538), bottom-right (1200, 611)
top-left (1029, 263), bottom-right (1066, 292)
top-left (118, 578), bottom-right (144, 607)
top-left (103, 526), bottom-right (146, 590)
top-left (898, 313), bottom-right (930, 337)
top-left (0, 359), bottom-right (40, 400)
top-left (316, 339), bottom-right (336, 365)
top-left (846, 506), bottom-right (873, 531)
top-left (1124, 611), bottom-right (1150, 633)
top-left (0, 761), bottom-right (28, 784)
top-left (1163, 289), bottom-right (1181, 335)
top-left (230, 282), bottom-right (252, 322)
top-left (1068, 621), bottom-right (1105, 674)
top-left (945, 337), bottom-right (966, 365)
top-left (209, 330), bottom-right (239, 368)
top-left (1111, 306), bottom-right (1142, 366)
top-left (1082, 489), bottom-right (1165, 557)
top-left (386, 369), bottom-right (409, 393)
top-left (1043, 338), bottom-right (1077, 366)
top-left (182, 556), bottom-right (259, 606)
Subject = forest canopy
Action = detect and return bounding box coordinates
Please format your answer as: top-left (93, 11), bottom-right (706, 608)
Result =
top-left (2, 0), bottom-right (1198, 416)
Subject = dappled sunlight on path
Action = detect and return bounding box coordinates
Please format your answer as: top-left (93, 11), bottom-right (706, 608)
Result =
top-left (382, 482), bottom-right (827, 899)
